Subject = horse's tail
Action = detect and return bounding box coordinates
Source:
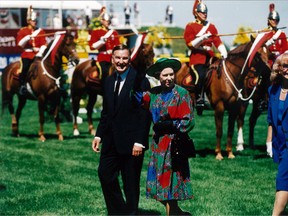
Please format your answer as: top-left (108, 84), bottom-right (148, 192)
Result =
top-left (1, 63), bottom-right (14, 117)
top-left (1, 66), bottom-right (8, 116)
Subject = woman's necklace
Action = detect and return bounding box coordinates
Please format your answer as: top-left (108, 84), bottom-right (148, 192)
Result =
top-left (281, 88), bottom-right (288, 94)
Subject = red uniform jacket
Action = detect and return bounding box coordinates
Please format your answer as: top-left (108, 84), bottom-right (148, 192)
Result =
top-left (267, 29), bottom-right (288, 66)
top-left (184, 21), bottom-right (223, 66)
top-left (89, 27), bottom-right (120, 62)
top-left (16, 27), bottom-right (46, 59)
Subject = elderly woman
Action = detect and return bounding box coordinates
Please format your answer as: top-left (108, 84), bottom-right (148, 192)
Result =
top-left (266, 52), bottom-right (288, 215)
top-left (134, 58), bottom-right (195, 215)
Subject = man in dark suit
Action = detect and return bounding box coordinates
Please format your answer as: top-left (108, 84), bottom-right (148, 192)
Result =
top-left (92, 44), bottom-right (151, 215)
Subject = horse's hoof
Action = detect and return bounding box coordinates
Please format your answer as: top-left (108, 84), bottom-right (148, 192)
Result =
top-left (39, 136), bottom-right (46, 142)
top-left (13, 134), bottom-right (20, 137)
top-left (228, 152), bottom-right (235, 159)
top-left (58, 135), bottom-right (64, 141)
top-left (12, 132), bottom-right (20, 137)
top-left (73, 129), bottom-right (80, 136)
top-left (90, 128), bottom-right (96, 136)
top-left (216, 153), bottom-right (224, 160)
top-left (12, 124), bottom-right (19, 136)
top-left (236, 143), bottom-right (244, 151)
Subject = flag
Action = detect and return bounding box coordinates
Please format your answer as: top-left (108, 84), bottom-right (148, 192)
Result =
top-left (131, 33), bottom-right (146, 62)
top-left (247, 31), bottom-right (272, 67)
top-left (50, 33), bottom-right (65, 65)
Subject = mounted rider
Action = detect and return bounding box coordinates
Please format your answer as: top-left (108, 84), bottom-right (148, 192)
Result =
top-left (265, 3), bottom-right (287, 157)
top-left (89, 9), bottom-right (121, 83)
top-left (16, 5), bottom-right (47, 95)
top-left (265, 3), bottom-right (288, 67)
top-left (184, 0), bottom-right (227, 110)
top-left (257, 3), bottom-right (288, 113)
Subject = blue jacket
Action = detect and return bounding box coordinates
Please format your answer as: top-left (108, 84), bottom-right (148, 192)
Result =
top-left (267, 84), bottom-right (288, 163)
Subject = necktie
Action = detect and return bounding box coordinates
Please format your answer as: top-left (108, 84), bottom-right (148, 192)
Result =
top-left (114, 75), bottom-right (122, 107)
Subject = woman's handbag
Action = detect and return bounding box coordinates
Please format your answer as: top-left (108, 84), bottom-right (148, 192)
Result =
top-left (171, 132), bottom-right (196, 159)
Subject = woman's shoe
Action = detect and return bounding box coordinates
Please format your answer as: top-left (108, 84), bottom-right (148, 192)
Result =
top-left (171, 207), bottom-right (191, 215)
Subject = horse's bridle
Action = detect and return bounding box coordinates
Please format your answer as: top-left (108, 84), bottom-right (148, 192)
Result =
top-left (222, 56), bottom-right (261, 101)
top-left (41, 36), bottom-right (79, 87)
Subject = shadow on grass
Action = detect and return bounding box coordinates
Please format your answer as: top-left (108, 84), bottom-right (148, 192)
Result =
top-left (196, 148), bottom-right (215, 158)
top-left (236, 143), bottom-right (272, 160)
top-left (195, 144), bottom-right (271, 160)
top-left (17, 133), bottom-right (93, 140)
top-left (0, 184), bottom-right (7, 192)
top-left (16, 133), bottom-right (39, 139)
top-left (138, 208), bottom-right (161, 215)
top-left (64, 134), bottom-right (91, 140)
top-left (253, 154), bottom-right (272, 160)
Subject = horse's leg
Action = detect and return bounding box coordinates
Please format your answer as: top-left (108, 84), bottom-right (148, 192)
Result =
top-left (226, 104), bottom-right (239, 159)
top-left (214, 103), bottom-right (225, 160)
top-left (54, 103), bottom-right (63, 141)
top-left (86, 93), bottom-right (97, 135)
top-left (236, 102), bottom-right (249, 151)
top-left (6, 94), bottom-right (18, 136)
top-left (11, 114), bottom-right (18, 136)
top-left (49, 91), bottom-right (63, 141)
top-left (72, 94), bottom-right (81, 136)
top-left (37, 96), bottom-right (46, 142)
top-left (14, 96), bottom-right (27, 136)
top-left (249, 101), bottom-right (262, 149)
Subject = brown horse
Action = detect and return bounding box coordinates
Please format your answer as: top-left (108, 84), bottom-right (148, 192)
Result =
top-left (71, 34), bottom-right (154, 136)
top-left (175, 58), bottom-right (218, 115)
top-left (1, 32), bottom-right (79, 141)
top-left (236, 50), bottom-right (271, 150)
top-left (175, 62), bottom-right (196, 106)
top-left (204, 41), bottom-right (270, 160)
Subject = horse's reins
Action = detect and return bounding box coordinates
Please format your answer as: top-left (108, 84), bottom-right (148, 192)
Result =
top-left (222, 57), bottom-right (258, 101)
top-left (41, 31), bottom-right (66, 87)
top-left (221, 32), bottom-right (270, 102)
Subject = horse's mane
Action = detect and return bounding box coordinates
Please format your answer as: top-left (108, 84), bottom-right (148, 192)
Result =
top-left (228, 41), bottom-right (253, 59)
top-left (43, 35), bottom-right (67, 56)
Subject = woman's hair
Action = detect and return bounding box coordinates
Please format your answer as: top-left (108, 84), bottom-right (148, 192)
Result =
top-left (270, 52), bottom-right (288, 84)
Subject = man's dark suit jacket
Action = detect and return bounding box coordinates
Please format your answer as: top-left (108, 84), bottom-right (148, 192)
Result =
top-left (96, 66), bottom-right (151, 155)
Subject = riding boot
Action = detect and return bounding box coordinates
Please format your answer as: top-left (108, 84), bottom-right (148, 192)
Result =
top-left (196, 89), bottom-right (205, 116)
top-left (196, 86), bottom-right (205, 105)
top-left (18, 58), bottom-right (31, 96)
top-left (258, 99), bottom-right (267, 112)
top-left (19, 74), bottom-right (27, 95)
top-left (196, 95), bottom-right (205, 107)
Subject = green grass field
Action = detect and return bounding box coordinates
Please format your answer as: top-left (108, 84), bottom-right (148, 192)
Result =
top-left (0, 95), bottom-right (280, 215)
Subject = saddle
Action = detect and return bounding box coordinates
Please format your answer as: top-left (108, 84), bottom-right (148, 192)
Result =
top-left (12, 69), bottom-right (20, 81)
top-left (87, 60), bottom-right (102, 84)
top-left (181, 73), bottom-right (196, 92)
top-left (12, 61), bottom-right (22, 81)
top-left (204, 60), bottom-right (221, 89)
top-left (179, 63), bottom-right (196, 92)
